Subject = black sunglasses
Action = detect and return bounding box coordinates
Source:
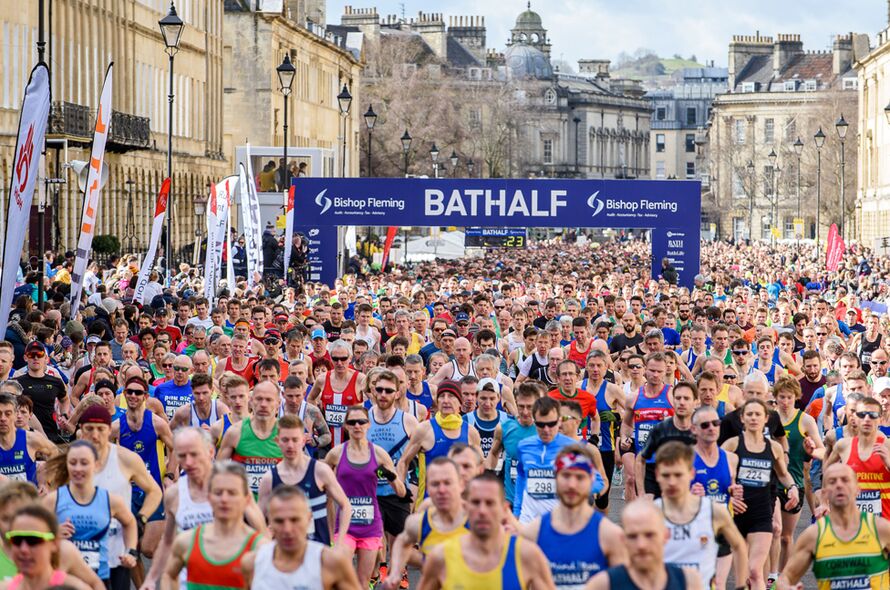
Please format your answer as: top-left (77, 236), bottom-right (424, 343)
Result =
top-left (535, 420), bottom-right (559, 428)
top-left (856, 411), bottom-right (880, 420)
top-left (345, 418), bottom-right (369, 426)
top-left (697, 419), bottom-right (721, 429)
top-left (7, 535), bottom-right (51, 547)
top-left (125, 388), bottom-right (146, 396)
top-left (331, 356), bottom-right (349, 362)
top-left (731, 350), bottom-right (748, 356)
top-left (375, 386), bottom-right (396, 394)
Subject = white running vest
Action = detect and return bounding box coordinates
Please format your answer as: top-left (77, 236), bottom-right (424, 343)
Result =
top-left (656, 496), bottom-right (718, 588)
top-left (250, 540), bottom-right (324, 590)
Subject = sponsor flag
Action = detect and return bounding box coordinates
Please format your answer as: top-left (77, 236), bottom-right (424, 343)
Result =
top-left (132, 178), bottom-right (170, 304)
top-left (0, 63), bottom-right (51, 336)
top-left (381, 226), bottom-right (399, 269)
top-left (283, 185), bottom-right (295, 277)
top-left (826, 223), bottom-right (846, 271)
top-left (204, 176), bottom-right (237, 302)
top-left (237, 163), bottom-right (259, 287)
top-left (240, 145), bottom-right (264, 287)
top-left (70, 63), bottom-right (113, 318)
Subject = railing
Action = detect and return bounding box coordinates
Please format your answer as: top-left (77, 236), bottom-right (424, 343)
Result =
top-left (108, 111), bottom-right (151, 151)
top-left (47, 102), bottom-right (151, 152)
top-left (47, 102), bottom-right (92, 140)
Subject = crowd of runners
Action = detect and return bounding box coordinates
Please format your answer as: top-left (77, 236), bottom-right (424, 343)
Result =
top-left (2, 235), bottom-right (890, 590)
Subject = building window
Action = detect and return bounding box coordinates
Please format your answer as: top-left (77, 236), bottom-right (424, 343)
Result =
top-left (656, 134), bottom-right (665, 152)
top-left (764, 119), bottom-right (774, 144)
top-left (686, 107), bottom-right (696, 126)
top-left (656, 161), bottom-right (666, 179)
top-left (469, 108), bottom-right (482, 129)
top-left (785, 119), bottom-right (797, 142)
top-left (686, 162), bottom-right (696, 179)
top-left (804, 79), bottom-right (817, 91)
top-left (685, 134), bottom-right (695, 153)
top-left (732, 171), bottom-right (744, 197)
top-left (843, 78), bottom-right (858, 90)
top-left (543, 139), bottom-right (553, 164)
top-left (656, 106), bottom-right (666, 121)
top-left (734, 119), bottom-right (746, 144)
top-left (784, 218), bottom-right (795, 239)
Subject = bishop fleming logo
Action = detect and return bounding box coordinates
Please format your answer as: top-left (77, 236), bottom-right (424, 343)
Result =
top-left (315, 189), bottom-right (332, 214)
top-left (587, 191), bottom-right (604, 217)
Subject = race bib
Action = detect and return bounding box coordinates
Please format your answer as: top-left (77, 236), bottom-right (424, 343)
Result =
top-left (350, 497), bottom-right (375, 526)
top-left (75, 539), bottom-right (101, 571)
top-left (325, 404), bottom-right (347, 426)
top-left (856, 489), bottom-right (882, 514)
top-left (738, 458), bottom-right (771, 488)
top-left (527, 468), bottom-right (556, 500)
top-left (243, 463), bottom-right (273, 495)
top-left (509, 458), bottom-right (519, 482)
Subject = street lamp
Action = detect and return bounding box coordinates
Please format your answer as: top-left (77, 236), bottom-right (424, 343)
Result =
top-left (767, 149), bottom-right (778, 243)
top-left (430, 143), bottom-right (440, 178)
top-left (159, 1), bottom-right (183, 283)
top-left (449, 150), bottom-right (458, 177)
top-left (746, 159), bottom-right (755, 241)
top-left (276, 53), bottom-right (296, 193)
top-left (467, 159), bottom-right (475, 178)
top-left (401, 129), bottom-right (412, 177)
top-left (337, 84), bottom-right (352, 177)
top-left (793, 137), bottom-right (804, 251)
top-left (193, 192), bottom-right (208, 267)
top-left (364, 104), bottom-right (377, 177)
top-left (814, 127), bottom-right (825, 247)
top-left (885, 101), bottom-right (890, 125)
top-left (836, 114), bottom-right (848, 238)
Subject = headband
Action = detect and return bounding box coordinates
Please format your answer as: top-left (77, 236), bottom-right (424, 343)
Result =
top-left (555, 452), bottom-right (594, 475)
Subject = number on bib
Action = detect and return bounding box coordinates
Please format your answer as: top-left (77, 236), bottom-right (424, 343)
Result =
top-left (350, 497), bottom-right (375, 526)
top-left (856, 490), bottom-right (881, 514)
top-left (325, 404), bottom-right (347, 426)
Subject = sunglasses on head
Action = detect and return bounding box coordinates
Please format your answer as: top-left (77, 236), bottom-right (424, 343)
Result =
top-left (696, 419), bottom-right (721, 429)
top-left (856, 410), bottom-right (880, 419)
top-left (345, 418), bottom-right (369, 426)
top-left (5, 530), bottom-right (55, 546)
top-left (535, 420), bottom-right (559, 428)
top-left (375, 386), bottom-right (396, 394)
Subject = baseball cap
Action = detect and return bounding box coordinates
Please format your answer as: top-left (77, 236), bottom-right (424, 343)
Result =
top-left (24, 341), bottom-right (44, 354)
top-left (86, 335), bottom-right (102, 345)
top-left (436, 379), bottom-right (462, 401)
top-left (455, 312), bottom-right (470, 324)
top-left (78, 405), bottom-right (112, 426)
top-left (477, 377), bottom-right (499, 392)
top-left (264, 329), bottom-right (282, 341)
top-left (311, 328), bottom-right (326, 340)
top-left (873, 376), bottom-right (890, 394)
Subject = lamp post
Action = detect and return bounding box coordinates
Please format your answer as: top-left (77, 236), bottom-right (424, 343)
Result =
top-left (337, 84), bottom-right (352, 177)
top-left (467, 159), bottom-right (475, 178)
top-left (768, 149), bottom-right (778, 245)
top-left (364, 104), bottom-right (377, 177)
top-left (836, 114), bottom-right (848, 238)
top-left (794, 137), bottom-right (804, 252)
top-left (746, 160), bottom-right (755, 242)
top-left (276, 53), bottom-right (295, 194)
top-left (430, 143), bottom-right (440, 179)
top-left (814, 127), bottom-right (825, 248)
top-left (573, 116), bottom-right (581, 175)
top-left (449, 150), bottom-right (458, 177)
top-left (193, 193), bottom-right (207, 267)
top-left (158, 1), bottom-right (183, 283)
top-left (401, 129), bottom-right (412, 177)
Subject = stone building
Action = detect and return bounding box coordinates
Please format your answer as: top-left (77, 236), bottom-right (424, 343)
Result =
top-left (706, 32), bottom-right (864, 241)
top-left (0, 0), bottom-right (228, 257)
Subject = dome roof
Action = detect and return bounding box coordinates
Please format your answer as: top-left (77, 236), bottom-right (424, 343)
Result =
top-left (504, 43), bottom-right (553, 80)
top-left (515, 9), bottom-right (543, 28)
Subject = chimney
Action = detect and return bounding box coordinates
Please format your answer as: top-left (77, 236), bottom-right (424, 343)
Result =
top-left (410, 12), bottom-right (447, 59)
top-left (448, 15), bottom-right (487, 62)
top-left (727, 31), bottom-right (773, 88)
top-left (773, 34), bottom-right (803, 78)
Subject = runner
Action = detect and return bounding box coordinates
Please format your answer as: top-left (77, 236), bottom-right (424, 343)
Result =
top-left (308, 340), bottom-right (366, 445)
top-left (636, 380), bottom-right (696, 498)
top-left (466, 378), bottom-right (509, 461)
top-left (520, 445), bottom-right (627, 589)
top-left (418, 473), bottom-right (555, 590)
top-left (164, 462), bottom-right (265, 590)
top-left (242, 485), bottom-right (360, 590)
top-left (325, 406), bottom-right (405, 589)
top-left (257, 414), bottom-right (351, 547)
top-left (209, 374), bottom-right (251, 447)
top-left (653, 441), bottom-right (748, 590)
top-left (429, 338), bottom-right (476, 385)
top-left (0, 394), bottom-right (57, 483)
top-left (585, 499), bottom-right (702, 589)
top-left (485, 383), bottom-right (541, 508)
top-left (548, 361), bottom-right (600, 440)
top-left (168, 373), bottom-right (229, 430)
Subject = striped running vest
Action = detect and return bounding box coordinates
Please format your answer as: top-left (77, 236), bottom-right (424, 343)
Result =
top-left (813, 512), bottom-right (890, 590)
top-left (184, 524), bottom-right (261, 590)
top-left (441, 534), bottom-right (524, 590)
top-left (418, 510), bottom-right (469, 556)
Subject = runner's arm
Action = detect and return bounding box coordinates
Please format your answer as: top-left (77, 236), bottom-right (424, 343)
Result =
top-left (123, 449), bottom-right (163, 519)
top-left (521, 539), bottom-right (557, 590)
top-left (316, 460), bottom-right (352, 543)
top-left (484, 424), bottom-right (504, 471)
top-left (385, 514), bottom-right (422, 590)
top-left (307, 374), bottom-right (325, 405)
top-left (138, 490), bottom-right (178, 590)
top-left (598, 518), bottom-right (628, 567)
top-left (776, 524), bottom-right (817, 589)
top-left (162, 531), bottom-right (191, 590)
top-left (714, 502), bottom-right (748, 586)
top-left (217, 423), bottom-right (239, 460)
top-left (417, 547), bottom-right (446, 590)
top-left (307, 404), bottom-right (332, 448)
top-left (395, 424), bottom-right (428, 483)
top-left (377, 446), bottom-right (406, 497)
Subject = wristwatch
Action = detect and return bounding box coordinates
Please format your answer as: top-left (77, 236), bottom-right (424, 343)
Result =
top-left (127, 548), bottom-right (138, 558)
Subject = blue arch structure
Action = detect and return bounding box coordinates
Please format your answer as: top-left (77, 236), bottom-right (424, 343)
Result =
top-left (293, 178), bottom-right (701, 288)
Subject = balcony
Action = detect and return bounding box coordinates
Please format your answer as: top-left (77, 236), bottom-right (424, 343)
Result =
top-left (46, 102), bottom-right (151, 153)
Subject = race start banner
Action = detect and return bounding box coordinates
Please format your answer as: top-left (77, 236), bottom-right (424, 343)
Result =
top-left (292, 178), bottom-right (701, 288)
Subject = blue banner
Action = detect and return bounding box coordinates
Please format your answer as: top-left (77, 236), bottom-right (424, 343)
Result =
top-left (293, 178), bottom-right (701, 287)
top-left (293, 225), bottom-right (338, 287)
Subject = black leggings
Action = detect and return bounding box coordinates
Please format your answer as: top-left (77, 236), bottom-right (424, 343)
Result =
top-left (595, 451), bottom-right (615, 510)
top-left (105, 567), bottom-right (130, 590)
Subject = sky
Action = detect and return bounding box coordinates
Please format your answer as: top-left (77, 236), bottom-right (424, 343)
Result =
top-left (327, 0), bottom-right (886, 67)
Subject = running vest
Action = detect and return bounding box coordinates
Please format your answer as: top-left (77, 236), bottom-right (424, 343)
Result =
top-left (94, 445), bottom-right (131, 570)
top-left (0, 430), bottom-right (36, 483)
top-left (449, 358), bottom-right (476, 380)
top-left (232, 418), bottom-right (283, 497)
top-left (224, 356), bottom-right (255, 385)
top-left (686, 348), bottom-right (705, 370)
top-left (465, 410), bottom-right (507, 458)
top-left (502, 419), bottom-right (536, 504)
top-left (813, 513), bottom-right (890, 590)
top-left (0, 549), bottom-right (16, 581)
top-left (857, 332), bottom-right (883, 371)
top-left (752, 350), bottom-right (783, 385)
top-left (406, 381), bottom-right (434, 410)
top-left (119, 410), bottom-right (164, 485)
top-left (591, 380), bottom-right (617, 452)
top-left (441, 535), bottom-right (525, 590)
top-left (527, 353), bottom-right (549, 382)
top-left (831, 383), bottom-right (846, 428)
top-left (7, 570), bottom-right (67, 590)
top-left (320, 371), bottom-right (360, 445)
top-left (55, 486), bottom-right (111, 579)
top-left (420, 419), bottom-right (470, 501)
top-left (418, 510), bottom-right (469, 556)
top-left (693, 449), bottom-right (732, 506)
top-left (249, 541), bottom-right (324, 590)
top-left (190, 399), bottom-right (220, 428)
top-left (607, 564), bottom-right (687, 590)
top-left (567, 340), bottom-right (591, 369)
top-left (656, 497), bottom-right (718, 589)
top-left (336, 442), bottom-right (383, 539)
top-left (537, 511), bottom-right (608, 590)
top-left (368, 408), bottom-right (410, 497)
top-left (735, 434), bottom-right (775, 517)
top-left (632, 385), bottom-right (674, 453)
top-left (184, 525), bottom-right (260, 590)
top-left (846, 436), bottom-right (890, 519)
top-left (782, 410), bottom-right (807, 489)
top-left (175, 475), bottom-right (214, 532)
top-left (271, 460), bottom-right (329, 545)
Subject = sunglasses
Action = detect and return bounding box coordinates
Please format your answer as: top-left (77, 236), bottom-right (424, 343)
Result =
top-left (375, 386), bottom-right (396, 394)
top-left (723, 373), bottom-right (737, 380)
top-left (816, 332), bottom-right (827, 336)
top-left (173, 366), bottom-right (190, 372)
top-left (162, 363), bottom-right (173, 368)
top-left (26, 351), bottom-right (46, 359)
top-left (856, 411), bottom-right (880, 419)
top-left (345, 418), bottom-right (369, 426)
top-left (125, 388), bottom-right (146, 396)
top-left (560, 415), bottom-right (580, 422)
top-left (731, 350), bottom-right (748, 356)
top-left (5, 531), bottom-right (55, 546)
top-left (696, 419), bottom-right (721, 429)
top-left (535, 420), bottom-right (559, 428)
top-left (628, 364), bottom-right (643, 370)
top-left (331, 356), bottom-right (349, 362)
top-left (872, 360), bottom-right (888, 366)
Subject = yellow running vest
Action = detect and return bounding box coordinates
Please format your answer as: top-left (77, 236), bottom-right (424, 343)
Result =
top-left (813, 512), bottom-right (890, 590)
